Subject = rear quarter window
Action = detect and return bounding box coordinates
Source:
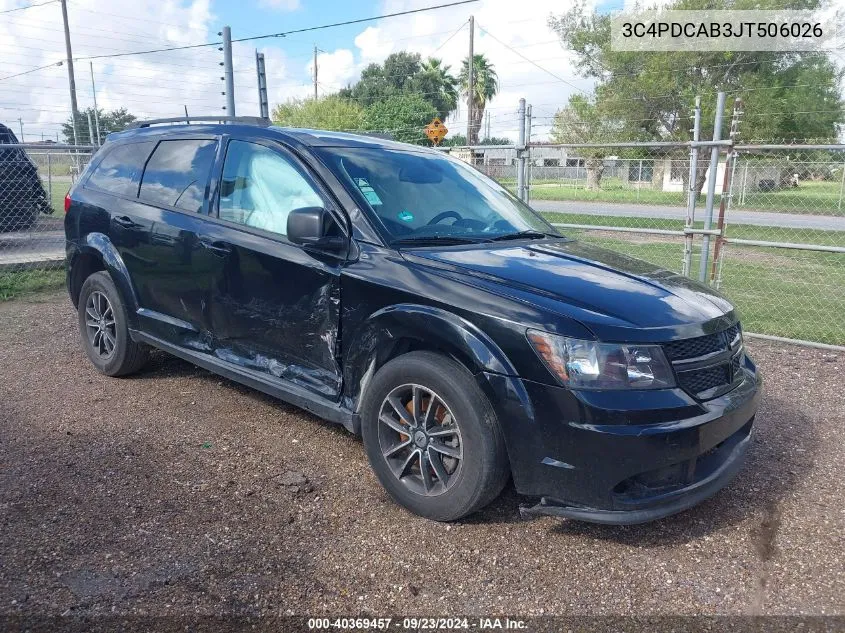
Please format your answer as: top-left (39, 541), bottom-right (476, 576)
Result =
top-left (85, 141), bottom-right (155, 197)
top-left (139, 139), bottom-right (218, 212)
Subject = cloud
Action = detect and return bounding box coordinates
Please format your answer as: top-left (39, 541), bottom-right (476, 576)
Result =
top-left (300, 0), bottom-right (597, 140)
top-left (309, 49), bottom-right (358, 96)
top-left (257, 0), bottom-right (301, 11)
top-left (0, 0), bottom-right (592, 142)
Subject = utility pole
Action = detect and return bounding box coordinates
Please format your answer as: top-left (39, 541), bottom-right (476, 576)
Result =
top-left (60, 0), bottom-right (79, 145)
top-left (256, 51), bottom-right (269, 118)
top-left (220, 26), bottom-right (236, 117)
top-left (89, 62), bottom-right (100, 145)
top-left (313, 45), bottom-right (318, 100)
top-left (18, 118), bottom-right (23, 142)
top-left (466, 15), bottom-right (474, 144)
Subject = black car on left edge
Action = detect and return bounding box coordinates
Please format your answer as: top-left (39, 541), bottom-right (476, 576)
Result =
top-left (0, 122), bottom-right (53, 231)
top-left (64, 117), bottom-right (761, 524)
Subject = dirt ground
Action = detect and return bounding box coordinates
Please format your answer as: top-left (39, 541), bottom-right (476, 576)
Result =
top-left (1, 291), bottom-right (843, 622)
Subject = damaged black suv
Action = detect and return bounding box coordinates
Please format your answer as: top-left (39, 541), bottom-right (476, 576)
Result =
top-left (65, 117), bottom-right (760, 524)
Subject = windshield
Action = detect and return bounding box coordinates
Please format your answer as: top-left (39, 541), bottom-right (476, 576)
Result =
top-left (315, 146), bottom-right (560, 243)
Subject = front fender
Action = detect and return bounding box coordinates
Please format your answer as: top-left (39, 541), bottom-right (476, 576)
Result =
top-left (70, 233), bottom-right (140, 329)
top-left (343, 303), bottom-right (523, 409)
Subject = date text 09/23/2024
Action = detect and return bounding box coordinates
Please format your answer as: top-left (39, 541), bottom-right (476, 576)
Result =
top-left (307, 617), bottom-right (527, 630)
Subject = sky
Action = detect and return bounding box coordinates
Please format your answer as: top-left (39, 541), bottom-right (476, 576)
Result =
top-left (0, 0), bottom-right (606, 143)
top-left (2, 0), bottom-right (841, 144)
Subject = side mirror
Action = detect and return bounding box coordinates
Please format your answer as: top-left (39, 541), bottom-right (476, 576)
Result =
top-left (287, 206), bottom-right (346, 251)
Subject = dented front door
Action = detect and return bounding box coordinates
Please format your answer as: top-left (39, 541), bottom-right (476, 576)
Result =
top-left (204, 138), bottom-right (342, 400)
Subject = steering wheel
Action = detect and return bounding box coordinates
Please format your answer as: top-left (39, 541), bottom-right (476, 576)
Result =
top-left (427, 210), bottom-right (462, 226)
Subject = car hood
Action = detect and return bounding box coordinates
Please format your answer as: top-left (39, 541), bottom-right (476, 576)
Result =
top-left (403, 239), bottom-right (737, 341)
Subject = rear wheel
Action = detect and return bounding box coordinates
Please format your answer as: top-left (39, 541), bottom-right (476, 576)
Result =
top-left (77, 271), bottom-right (148, 376)
top-left (361, 351), bottom-right (509, 521)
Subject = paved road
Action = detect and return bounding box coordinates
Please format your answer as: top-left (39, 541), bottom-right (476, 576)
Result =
top-left (532, 200), bottom-right (845, 232)
top-left (0, 230), bottom-right (64, 268)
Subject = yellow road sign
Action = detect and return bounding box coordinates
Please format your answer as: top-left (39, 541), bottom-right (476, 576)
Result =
top-left (425, 117), bottom-right (448, 145)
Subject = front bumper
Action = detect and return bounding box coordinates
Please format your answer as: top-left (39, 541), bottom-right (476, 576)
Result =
top-left (478, 355), bottom-right (761, 525)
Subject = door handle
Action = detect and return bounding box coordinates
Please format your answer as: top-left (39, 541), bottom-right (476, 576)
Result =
top-left (113, 215), bottom-right (138, 228)
top-left (199, 237), bottom-right (233, 256)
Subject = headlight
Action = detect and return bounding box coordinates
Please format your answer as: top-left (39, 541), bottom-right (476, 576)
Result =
top-left (527, 329), bottom-right (676, 390)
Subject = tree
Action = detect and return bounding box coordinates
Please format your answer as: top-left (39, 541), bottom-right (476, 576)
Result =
top-left (272, 95), bottom-right (364, 131)
top-left (458, 54), bottom-right (498, 145)
top-left (62, 107), bottom-right (136, 144)
top-left (342, 52), bottom-right (423, 108)
top-left (549, 0), bottom-right (844, 150)
top-left (362, 93), bottom-right (438, 145)
top-left (551, 95), bottom-right (624, 189)
top-left (341, 52), bottom-right (459, 122)
top-left (409, 58), bottom-right (459, 120)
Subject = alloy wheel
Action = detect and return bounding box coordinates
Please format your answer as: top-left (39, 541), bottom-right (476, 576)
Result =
top-left (85, 290), bottom-right (117, 359)
top-left (377, 384), bottom-right (463, 496)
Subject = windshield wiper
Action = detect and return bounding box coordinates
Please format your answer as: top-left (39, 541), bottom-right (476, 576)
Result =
top-left (392, 235), bottom-right (490, 247)
top-left (489, 230), bottom-right (556, 242)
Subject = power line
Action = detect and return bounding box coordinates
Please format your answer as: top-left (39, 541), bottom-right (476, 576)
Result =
top-left (0, 0), bottom-right (57, 14)
top-left (72, 0), bottom-right (480, 62)
top-left (0, 60), bottom-right (63, 81)
top-left (431, 20), bottom-right (467, 56)
top-left (476, 22), bottom-right (587, 95)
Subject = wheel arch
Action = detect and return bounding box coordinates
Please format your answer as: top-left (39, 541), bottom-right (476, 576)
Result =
top-left (342, 303), bottom-right (519, 414)
top-left (69, 233), bottom-right (140, 329)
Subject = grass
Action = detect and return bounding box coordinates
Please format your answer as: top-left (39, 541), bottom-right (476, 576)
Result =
top-left (506, 178), bottom-right (845, 215)
top-left (0, 269), bottom-right (65, 301)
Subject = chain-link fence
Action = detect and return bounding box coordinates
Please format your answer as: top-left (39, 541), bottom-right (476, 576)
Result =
top-left (0, 144), bottom-right (94, 295)
top-left (505, 141), bottom-right (845, 347)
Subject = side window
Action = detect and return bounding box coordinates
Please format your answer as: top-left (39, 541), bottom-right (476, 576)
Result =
top-left (139, 139), bottom-right (217, 212)
top-left (218, 140), bottom-right (323, 237)
top-left (85, 141), bottom-right (155, 197)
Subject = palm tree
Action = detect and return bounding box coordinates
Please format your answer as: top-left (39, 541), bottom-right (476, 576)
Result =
top-left (458, 53), bottom-right (498, 145)
top-left (417, 57), bottom-right (459, 121)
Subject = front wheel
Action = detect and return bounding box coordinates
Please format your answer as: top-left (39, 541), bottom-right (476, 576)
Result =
top-left (361, 351), bottom-right (509, 521)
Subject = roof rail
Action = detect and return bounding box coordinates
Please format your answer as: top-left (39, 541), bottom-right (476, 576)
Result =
top-left (127, 116), bottom-right (272, 129)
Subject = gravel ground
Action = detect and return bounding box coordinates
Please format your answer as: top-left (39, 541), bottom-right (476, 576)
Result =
top-left (1, 291), bottom-right (843, 621)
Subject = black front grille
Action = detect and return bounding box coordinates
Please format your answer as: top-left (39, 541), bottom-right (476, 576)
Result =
top-left (663, 323), bottom-right (742, 362)
top-left (665, 323), bottom-right (743, 399)
top-left (678, 364), bottom-right (730, 394)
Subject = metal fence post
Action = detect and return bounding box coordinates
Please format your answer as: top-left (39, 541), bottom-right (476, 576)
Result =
top-left (682, 97), bottom-right (701, 277)
top-left (255, 51), bottom-right (269, 119)
top-left (221, 26), bottom-right (236, 117)
top-left (86, 111), bottom-right (95, 147)
top-left (525, 104), bottom-right (532, 204)
top-left (699, 91), bottom-right (726, 283)
top-left (517, 98), bottom-right (526, 202)
top-left (839, 159), bottom-right (845, 212)
top-left (47, 153), bottom-right (52, 212)
top-left (710, 98), bottom-right (742, 285)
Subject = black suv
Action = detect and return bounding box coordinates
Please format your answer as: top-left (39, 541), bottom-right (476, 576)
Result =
top-left (64, 118), bottom-right (760, 524)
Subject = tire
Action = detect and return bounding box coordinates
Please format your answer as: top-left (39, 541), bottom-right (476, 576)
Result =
top-left (77, 271), bottom-right (149, 376)
top-left (361, 351), bottom-right (509, 521)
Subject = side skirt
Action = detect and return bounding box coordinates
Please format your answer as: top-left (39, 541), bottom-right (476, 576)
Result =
top-left (131, 329), bottom-right (360, 435)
